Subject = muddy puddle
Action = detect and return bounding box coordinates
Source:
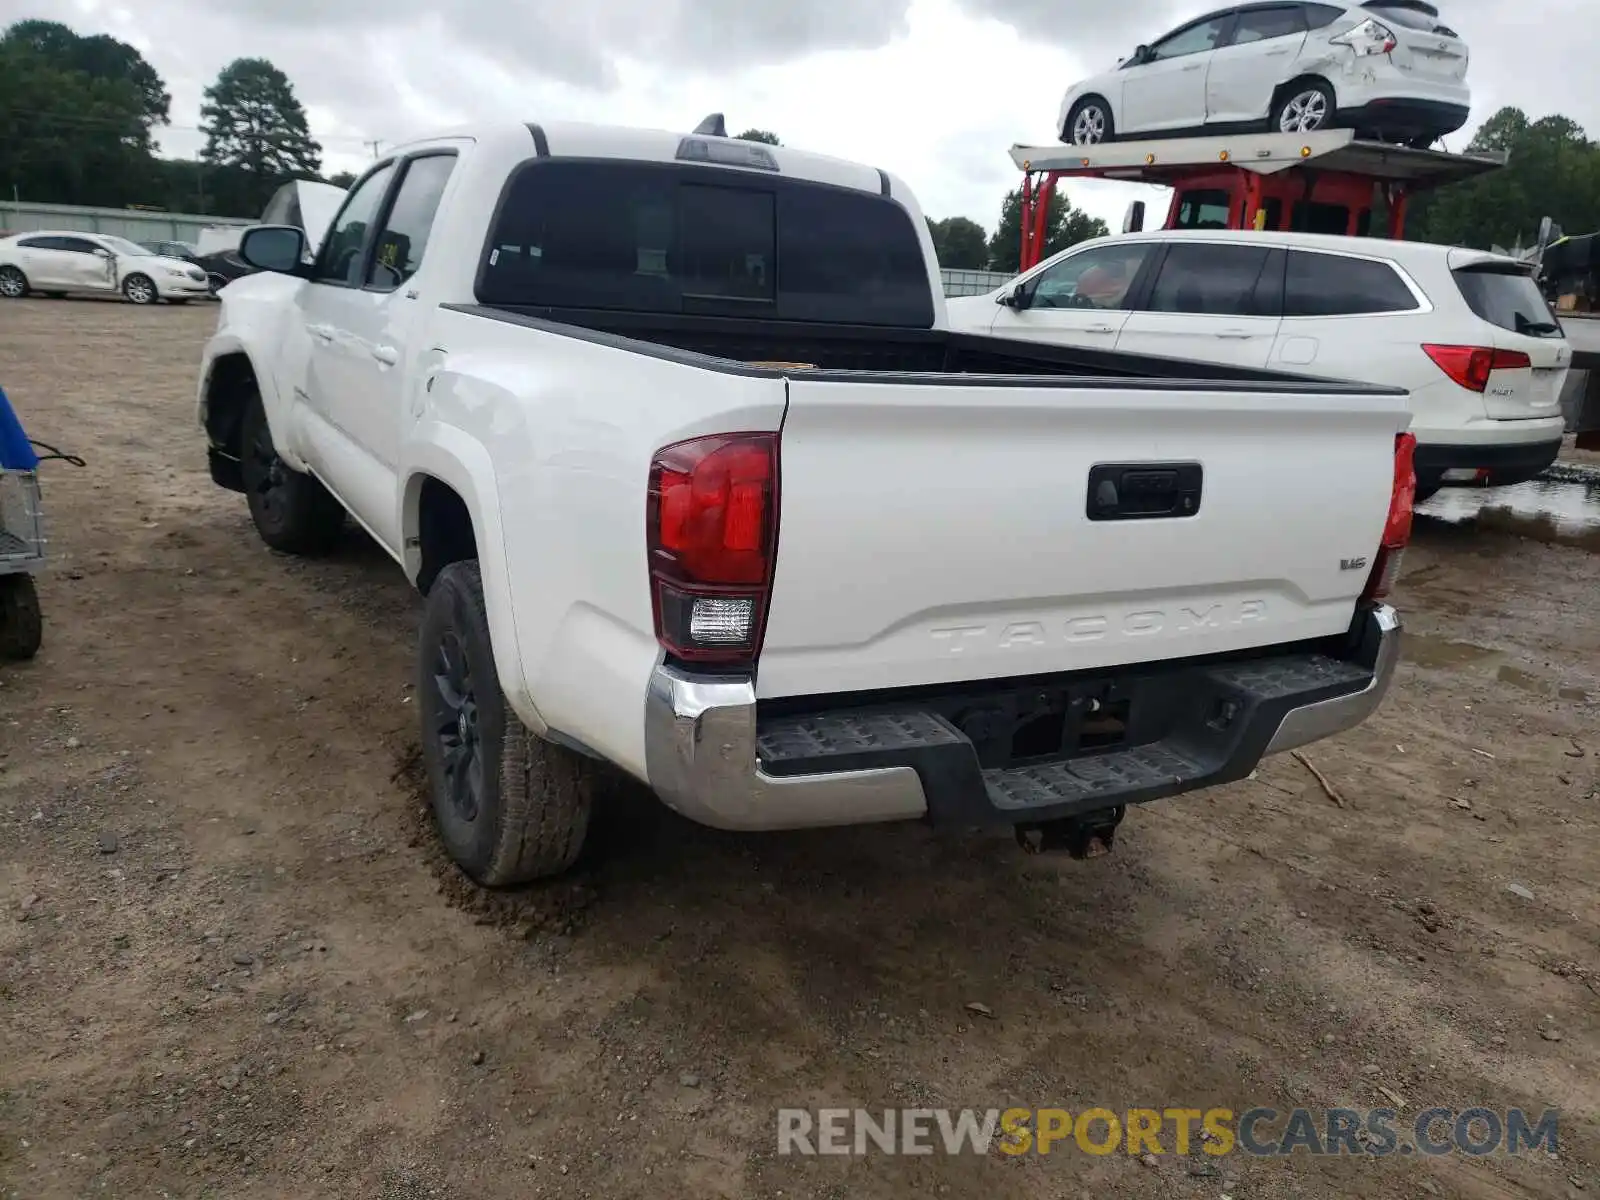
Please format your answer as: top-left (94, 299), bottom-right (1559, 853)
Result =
top-left (1418, 464), bottom-right (1600, 550)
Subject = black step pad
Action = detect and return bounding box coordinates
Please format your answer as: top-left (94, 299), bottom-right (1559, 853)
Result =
top-left (1204, 654), bottom-right (1370, 701)
top-left (758, 709), bottom-right (964, 765)
top-left (984, 743), bottom-right (1204, 811)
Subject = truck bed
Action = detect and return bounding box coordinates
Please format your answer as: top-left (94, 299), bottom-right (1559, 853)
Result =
top-left (444, 303), bottom-right (1394, 392)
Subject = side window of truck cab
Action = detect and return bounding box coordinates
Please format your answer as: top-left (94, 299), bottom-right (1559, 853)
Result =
top-left (312, 163), bottom-right (397, 287)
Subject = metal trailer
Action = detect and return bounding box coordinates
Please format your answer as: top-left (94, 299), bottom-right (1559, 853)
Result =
top-left (0, 386), bottom-right (47, 661)
top-left (1006, 128), bottom-right (1507, 271)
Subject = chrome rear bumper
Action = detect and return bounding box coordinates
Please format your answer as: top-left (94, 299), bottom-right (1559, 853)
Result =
top-left (643, 605), bottom-right (1400, 833)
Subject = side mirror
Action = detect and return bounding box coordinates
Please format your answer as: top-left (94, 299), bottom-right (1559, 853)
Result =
top-left (1122, 201), bottom-right (1147, 234)
top-left (1000, 285), bottom-right (1033, 311)
top-left (1132, 44), bottom-right (1151, 64)
top-left (238, 225), bottom-right (308, 274)
top-left (92, 247), bottom-right (113, 258)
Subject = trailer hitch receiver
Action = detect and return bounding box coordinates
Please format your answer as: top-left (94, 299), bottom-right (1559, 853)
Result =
top-left (1015, 806), bottom-right (1126, 859)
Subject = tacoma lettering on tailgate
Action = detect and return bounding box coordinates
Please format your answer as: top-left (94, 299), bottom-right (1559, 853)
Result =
top-left (931, 601), bottom-right (1268, 654)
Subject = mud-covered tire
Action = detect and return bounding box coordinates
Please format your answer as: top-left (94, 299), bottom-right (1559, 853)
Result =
top-left (121, 273), bottom-right (158, 304)
top-left (419, 560), bottom-right (593, 885)
top-left (0, 265), bottom-right (28, 299)
top-left (0, 575), bottom-right (43, 660)
top-left (238, 388), bottom-right (345, 555)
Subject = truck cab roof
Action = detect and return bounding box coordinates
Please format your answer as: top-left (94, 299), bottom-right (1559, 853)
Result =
top-left (387, 120), bottom-right (900, 200)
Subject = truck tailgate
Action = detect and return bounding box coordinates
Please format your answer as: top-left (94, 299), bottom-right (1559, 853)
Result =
top-left (756, 377), bottom-right (1410, 699)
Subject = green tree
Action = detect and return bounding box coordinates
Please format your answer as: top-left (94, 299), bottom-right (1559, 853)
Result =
top-left (735, 128), bottom-right (781, 145)
top-left (200, 57), bottom-right (323, 214)
top-left (327, 170), bottom-right (357, 189)
top-left (0, 22), bottom-right (161, 207)
top-left (4, 19), bottom-right (169, 129)
top-left (986, 184), bottom-right (1108, 271)
top-left (926, 216), bottom-right (990, 269)
top-left (1409, 107), bottom-right (1600, 250)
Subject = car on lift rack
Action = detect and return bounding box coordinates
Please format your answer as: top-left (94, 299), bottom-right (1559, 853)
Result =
top-left (1058, 1), bottom-right (1470, 150)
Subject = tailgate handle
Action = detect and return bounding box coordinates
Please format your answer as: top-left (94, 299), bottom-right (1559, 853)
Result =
top-left (1087, 462), bottom-right (1203, 521)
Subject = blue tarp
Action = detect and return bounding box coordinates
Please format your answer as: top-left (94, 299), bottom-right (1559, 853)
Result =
top-left (0, 386), bottom-right (39, 471)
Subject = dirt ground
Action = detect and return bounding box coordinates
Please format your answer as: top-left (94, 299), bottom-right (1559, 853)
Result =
top-left (1, 298), bottom-right (1597, 1200)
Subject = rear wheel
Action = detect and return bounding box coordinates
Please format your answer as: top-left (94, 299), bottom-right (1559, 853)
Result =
top-left (0, 266), bottom-right (28, 299)
top-left (238, 389), bottom-right (345, 555)
top-left (419, 560), bottom-right (594, 885)
top-left (0, 575), bottom-right (42, 660)
top-left (1272, 81), bottom-right (1334, 134)
top-left (1064, 97), bottom-right (1114, 146)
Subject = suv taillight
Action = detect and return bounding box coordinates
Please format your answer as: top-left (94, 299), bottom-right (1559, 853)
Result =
top-left (1363, 432), bottom-right (1416, 603)
top-left (1422, 344), bottom-right (1532, 392)
top-left (647, 432), bottom-right (778, 667)
top-left (1332, 16), bottom-right (1398, 55)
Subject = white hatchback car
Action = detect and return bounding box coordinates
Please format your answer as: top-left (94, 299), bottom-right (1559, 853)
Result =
top-left (1058, 1), bottom-right (1470, 150)
top-left (947, 230), bottom-right (1570, 501)
top-left (0, 231), bottom-right (213, 305)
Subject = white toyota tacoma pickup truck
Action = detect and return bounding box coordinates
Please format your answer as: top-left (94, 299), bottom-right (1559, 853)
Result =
top-left (197, 115), bottom-right (1414, 886)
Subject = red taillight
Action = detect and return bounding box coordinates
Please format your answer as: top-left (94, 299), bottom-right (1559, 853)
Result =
top-left (647, 432), bottom-right (778, 666)
top-left (1422, 344), bottom-right (1532, 393)
top-left (1363, 432), bottom-right (1416, 602)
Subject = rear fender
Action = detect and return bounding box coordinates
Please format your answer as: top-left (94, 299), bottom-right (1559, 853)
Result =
top-left (403, 427), bottom-right (546, 736)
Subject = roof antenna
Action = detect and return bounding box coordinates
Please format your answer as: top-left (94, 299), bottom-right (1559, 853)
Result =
top-left (691, 113), bottom-right (727, 137)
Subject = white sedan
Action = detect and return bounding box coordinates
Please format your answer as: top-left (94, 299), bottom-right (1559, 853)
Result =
top-left (1058, 1), bottom-right (1470, 150)
top-left (0, 230), bottom-right (213, 305)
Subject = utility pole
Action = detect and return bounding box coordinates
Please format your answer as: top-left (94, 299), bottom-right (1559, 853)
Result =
top-left (365, 140), bottom-right (383, 159)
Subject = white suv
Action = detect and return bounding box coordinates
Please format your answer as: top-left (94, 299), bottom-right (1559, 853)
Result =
top-left (1058, 1), bottom-right (1470, 150)
top-left (947, 230), bottom-right (1570, 500)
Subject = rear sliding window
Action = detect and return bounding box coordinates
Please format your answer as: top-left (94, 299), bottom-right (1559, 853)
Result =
top-left (1453, 266), bottom-right (1563, 337)
top-left (476, 160), bottom-right (935, 327)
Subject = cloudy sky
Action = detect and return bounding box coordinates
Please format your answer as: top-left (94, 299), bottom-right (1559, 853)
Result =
top-left (10, 0), bottom-right (1597, 245)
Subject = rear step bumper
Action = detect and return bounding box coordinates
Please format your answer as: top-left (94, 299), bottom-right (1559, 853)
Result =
top-left (644, 606), bottom-right (1400, 833)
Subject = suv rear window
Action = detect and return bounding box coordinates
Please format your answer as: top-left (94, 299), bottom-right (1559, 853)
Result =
top-left (477, 160), bottom-right (935, 327)
top-left (1453, 266), bottom-right (1563, 337)
top-left (1283, 250), bottom-right (1418, 316)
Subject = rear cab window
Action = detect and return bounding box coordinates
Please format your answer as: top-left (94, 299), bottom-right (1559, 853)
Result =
top-left (1283, 250), bottom-right (1419, 316)
top-left (1172, 189), bottom-right (1233, 230)
top-left (477, 160), bottom-right (935, 327)
top-left (1453, 265), bottom-right (1564, 338)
